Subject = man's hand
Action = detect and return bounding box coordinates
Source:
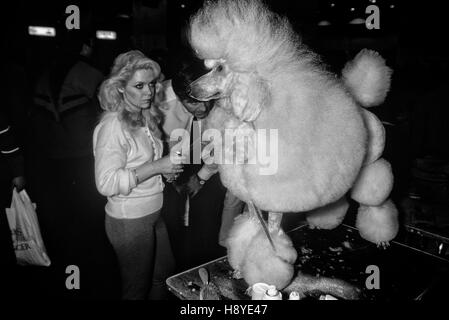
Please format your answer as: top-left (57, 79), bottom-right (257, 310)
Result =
top-left (12, 176), bottom-right (26, 192)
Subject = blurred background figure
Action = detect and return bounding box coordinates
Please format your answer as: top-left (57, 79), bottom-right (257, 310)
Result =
top-left (27, 29), bottom-right (120, 299)
top-left (0, 112), bottom-right (26, 294)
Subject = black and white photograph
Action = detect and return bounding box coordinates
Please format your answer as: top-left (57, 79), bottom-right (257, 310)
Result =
top-left (0, 0), bottom-right (448, 307)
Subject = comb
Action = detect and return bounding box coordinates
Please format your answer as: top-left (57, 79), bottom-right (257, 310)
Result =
top-left (198, 267), bottom-right (221, 300)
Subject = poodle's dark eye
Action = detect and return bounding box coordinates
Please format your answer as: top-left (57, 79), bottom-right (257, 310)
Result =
top-left (216, 65), bottom-right (224, 72)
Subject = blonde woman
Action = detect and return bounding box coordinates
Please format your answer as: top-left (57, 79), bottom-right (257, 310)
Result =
top-left (94, 50), bottom-right (183, 299)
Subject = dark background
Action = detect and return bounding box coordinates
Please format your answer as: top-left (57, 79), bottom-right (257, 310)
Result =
top-left (1, 0), bottom-right (448, 300)
top-left (2, 0), bottom-right (446, 79)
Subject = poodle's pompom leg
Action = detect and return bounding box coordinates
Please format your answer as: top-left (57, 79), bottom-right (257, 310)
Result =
top-left (362, 109), bottom-right (386, 165)
top-left (351, 158), bottom-right (393, 206)
top-left (356, 199), bottom-right (399, 247)
top-left (342, 49), bottom-right (392, 107)
top-left (226, 212), bottom-right (261, 272)
top-left (241, 229), bottom-right (297, 290)
top-left (268, 212), bottom-right (283, 233)
top-left (306, 197), bottom-right (349, 230)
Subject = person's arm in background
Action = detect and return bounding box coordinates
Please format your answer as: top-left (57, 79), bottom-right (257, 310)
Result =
top-left (155, 83), bottom-right (192, 183)
top-left (0, 113), bottom-right (26, 191)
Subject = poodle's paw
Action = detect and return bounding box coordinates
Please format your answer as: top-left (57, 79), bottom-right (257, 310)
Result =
top-left (376, 241), bottom-right (391, 249)
top-left (307, 221), bottom-right (334, 230)
top-left (306, 197), bottom-right (349, 230)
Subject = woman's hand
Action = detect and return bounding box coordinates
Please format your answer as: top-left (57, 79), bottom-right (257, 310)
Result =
top-left (162, 141), bottom-right (188, 182)
top-left (133, 152), bottom-right (185, 186)
top-left (154, 153), bottom-right (185, 175)
top-left (163, 173), bottom-right (177, 183)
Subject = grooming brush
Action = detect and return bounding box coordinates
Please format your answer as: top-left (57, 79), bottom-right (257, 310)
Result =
top-left (198, 267), bottom-right (221, 300)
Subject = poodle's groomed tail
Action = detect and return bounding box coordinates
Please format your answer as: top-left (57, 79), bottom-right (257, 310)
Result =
top-left (342, 49), bottom-right (392, 108)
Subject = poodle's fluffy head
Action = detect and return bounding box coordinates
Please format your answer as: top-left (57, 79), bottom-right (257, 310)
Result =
top-left (189, 67), bottom-right (271, 122)
top-left (187, 0), bottom-right (319, 123)
top-left (188, 0), bottom-right (305, 75)
top-left (187, 0), bottom-right (318, 122)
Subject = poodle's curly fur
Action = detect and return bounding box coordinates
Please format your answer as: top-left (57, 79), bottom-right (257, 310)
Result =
top-left (188, 0), bottom-right (398, 289)
top-left (188, 0), bottom-right (383, 213)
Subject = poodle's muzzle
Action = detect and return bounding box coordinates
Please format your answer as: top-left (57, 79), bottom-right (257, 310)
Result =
top-left (188, 64), bottom-right (233, 101)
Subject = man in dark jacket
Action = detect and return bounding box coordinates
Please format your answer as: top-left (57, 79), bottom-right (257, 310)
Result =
top-left (158, 62), bottom-right (227, 271)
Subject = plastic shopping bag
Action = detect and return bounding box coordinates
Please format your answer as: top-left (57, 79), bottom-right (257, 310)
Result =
top-left (5, 188), bottom-right (51, 266)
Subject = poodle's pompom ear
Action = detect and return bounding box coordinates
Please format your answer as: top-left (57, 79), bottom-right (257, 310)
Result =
top-left (231, 73), bottom-right (270, 122)
top-left (362, 109), bottom-right (386, 165)
top-left (306, 197), bottom-right (349, 230)
top-left (356, 199), bottom-right (399, 246)
top-left (342, 49), bottom-right (392, 107)
top-left (351, 158), bottom-right (393, 206)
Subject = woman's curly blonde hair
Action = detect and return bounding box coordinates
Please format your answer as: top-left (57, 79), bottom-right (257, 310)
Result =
top-left (98, 50), bottom-right (163, 133)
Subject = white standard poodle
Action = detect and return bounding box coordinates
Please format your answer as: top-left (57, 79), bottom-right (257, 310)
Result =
top-left (187, 0), bottom-right (398, 290)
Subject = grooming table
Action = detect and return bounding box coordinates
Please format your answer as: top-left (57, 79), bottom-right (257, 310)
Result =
top-left (166, 224), bottom-right (449, 300)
